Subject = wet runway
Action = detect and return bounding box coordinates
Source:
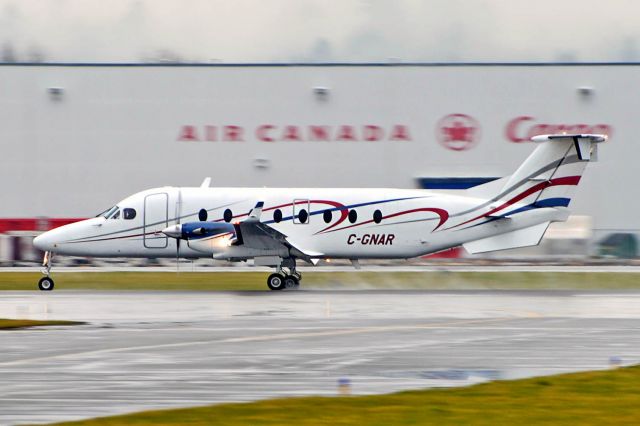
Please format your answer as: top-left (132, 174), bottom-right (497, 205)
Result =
top-left (2, 290), bottom-right (640, 425)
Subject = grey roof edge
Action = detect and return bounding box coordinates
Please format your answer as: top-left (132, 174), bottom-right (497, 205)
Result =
top-left (1, 61), bottom-right (640, 67)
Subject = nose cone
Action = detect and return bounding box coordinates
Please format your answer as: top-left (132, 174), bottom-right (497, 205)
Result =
top-left (33, 231), bottom-right (55, 251)
top-left (162, 224), bottom-right (182, 239)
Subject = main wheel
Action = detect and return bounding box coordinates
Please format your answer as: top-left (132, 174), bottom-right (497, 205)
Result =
top-left (283, 275), bottom-right (299, 289)
top-left (267, 273), bottom-right (285, 291)
top-left (38, 276), bottom-right (55, 291)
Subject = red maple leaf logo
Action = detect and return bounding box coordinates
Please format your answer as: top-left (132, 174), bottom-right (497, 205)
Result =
top-left (436, 114), bottom-right (480, 151)
top-left (443, 121), bottom-right (474, 142)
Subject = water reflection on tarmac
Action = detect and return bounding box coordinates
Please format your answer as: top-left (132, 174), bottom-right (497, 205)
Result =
top-left (2, 289), bottom-right (640, 425)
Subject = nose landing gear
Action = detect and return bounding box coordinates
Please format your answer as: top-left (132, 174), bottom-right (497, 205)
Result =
top-left (38, 251), bottom-right (55, 291)
top-left (38, 276), bottom-right (55, 291)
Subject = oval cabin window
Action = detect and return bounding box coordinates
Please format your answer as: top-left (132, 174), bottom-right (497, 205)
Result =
top-left (373, 209), bottom-right (382, 224)
top-left (273, 209), bottom-right (283, 223)
top-left (348, 209), bottom-right (357, 223)
top-left (298, 209), bottom-right (309, 224)
top-left (223, 209), bottom-right (233, 223)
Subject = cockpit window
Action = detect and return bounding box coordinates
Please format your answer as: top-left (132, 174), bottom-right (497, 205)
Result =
top-left (97, 206), bottom-right (115, 218)
top-left (100, 206), bottom-right (119, 219)
top-left (123, 208), bottom-right (137, 220)
top-left (110, 209), bottom-right (121, 220)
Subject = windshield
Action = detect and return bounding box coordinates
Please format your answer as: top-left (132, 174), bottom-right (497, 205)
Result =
top-left (98, 206), bottom-right (119, 219)
top-left (96, 207), bottom-right (113, 218)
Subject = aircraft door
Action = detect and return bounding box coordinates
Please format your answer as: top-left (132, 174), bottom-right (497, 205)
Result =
top-left (144, 192), bottom-right (169, 248)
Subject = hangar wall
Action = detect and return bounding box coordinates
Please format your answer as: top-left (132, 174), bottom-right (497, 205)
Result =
top-left (1, 63), bottom-right (635, 242)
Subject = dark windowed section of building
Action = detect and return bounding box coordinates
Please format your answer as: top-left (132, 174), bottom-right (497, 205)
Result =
top-left (198, 209), bottom-right (208, 221)
top-left (223, 209), bottom-right (233, 223)
top-left (273, 209), bottom-right (283, 223)
top-left (323, 210), bottom-right (332, 223)
top-left (373, 209), bottom-right (382, 224)
top-left (348, 209), bottom-right (357, 223)
top-left (123, 208), bottom-right (136, 220)
top-left (298, 209), bottom-right (309, 224)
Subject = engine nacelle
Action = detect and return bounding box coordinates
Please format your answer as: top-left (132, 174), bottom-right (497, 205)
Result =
top-left (162, 221), bottom-right (237, 254)
top-left (162, 222), bottom-right (236, 240)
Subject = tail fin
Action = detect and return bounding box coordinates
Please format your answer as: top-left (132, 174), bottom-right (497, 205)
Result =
top-left (468, 134), bottom-right (606, 212)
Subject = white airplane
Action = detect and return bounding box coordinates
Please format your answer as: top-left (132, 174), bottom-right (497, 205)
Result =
top-left (33, 133), bottom-right (605, 291)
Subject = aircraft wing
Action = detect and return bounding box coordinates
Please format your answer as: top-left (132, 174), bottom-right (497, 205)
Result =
top-left (234, 202), bottom-right (323, 261)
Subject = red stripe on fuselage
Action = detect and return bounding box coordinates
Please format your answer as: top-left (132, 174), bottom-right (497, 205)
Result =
top-left (451, 175), bottom-right (581, 229)
top-left (322, 207), bottom-right (449, 234)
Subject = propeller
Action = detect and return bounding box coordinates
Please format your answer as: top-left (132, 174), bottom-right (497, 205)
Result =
top-left (175, 190), bottom-right (182, 271)
top-left (161, 222), bottom-right (184, 272)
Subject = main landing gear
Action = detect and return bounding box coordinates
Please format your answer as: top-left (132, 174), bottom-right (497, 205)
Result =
top-left (266, 265), bottom-right (301, 291)
top-left (38, 251), bottom-right (55, 291)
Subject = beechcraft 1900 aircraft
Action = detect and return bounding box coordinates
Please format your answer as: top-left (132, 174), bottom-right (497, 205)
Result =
top-left (33, 133), bottom-right (605, 291)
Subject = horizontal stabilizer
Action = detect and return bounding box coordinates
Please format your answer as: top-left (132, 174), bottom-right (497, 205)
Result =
top-left (463, 222), bottom-right (550, 254)
top-left (531, 133), bottom-right (607, 143)
top-left (531, 133), bottom-right (607, 162)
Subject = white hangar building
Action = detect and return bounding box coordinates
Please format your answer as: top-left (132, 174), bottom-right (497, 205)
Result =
top-left (0, 62), bottom-right (636, 250)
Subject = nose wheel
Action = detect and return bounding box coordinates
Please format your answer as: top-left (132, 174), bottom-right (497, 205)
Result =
top-left (38, 276), bottom-right (55, 291)
top-left (38, 251), bottom-right (55, 291)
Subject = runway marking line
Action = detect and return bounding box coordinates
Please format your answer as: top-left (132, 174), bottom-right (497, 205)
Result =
top-left (0, 318), bottom-right (513, 367)
top-left (222, 318), bottom-right (511, 343)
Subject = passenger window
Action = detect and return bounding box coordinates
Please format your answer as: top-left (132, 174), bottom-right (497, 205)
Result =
top-left (298, 209), bottom-right (308, 224)
top-left (223, 209), bottom-right (233, 223)
top-left (323, 210), bottom-right (332, 223)
top-left (348, 209), bottom-right (357, 223)
top-left (110, 209), bottom-right (121, 219)
top-left (373, 209), bottom-right (382, 224)
top-left (273, 209), bottom-right (283, 223)
top-left (198, 209), bottom-right (208, 221)
top-left (123, 208), bottom-right (137, 220)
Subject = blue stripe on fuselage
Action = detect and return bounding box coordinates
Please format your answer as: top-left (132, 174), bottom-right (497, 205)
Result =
top-left (262, 196), bottom-right (424, 225)
top-left (458, 197), bottom-right (571, 231)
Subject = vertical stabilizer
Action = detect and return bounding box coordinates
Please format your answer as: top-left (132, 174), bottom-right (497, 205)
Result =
top-left (468, 134), bottom-right (606, 210)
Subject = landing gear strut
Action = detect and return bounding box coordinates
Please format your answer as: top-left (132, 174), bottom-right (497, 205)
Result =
top-left (38, 251), bottom-right (55, 291)
top-left (266, 262), bottom-right (301, 291)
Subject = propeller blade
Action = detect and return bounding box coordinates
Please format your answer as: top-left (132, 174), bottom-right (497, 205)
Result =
top-left (175, 189), bottom-right (182, 272)
top-left (176, 238), bottom-right (180, 272)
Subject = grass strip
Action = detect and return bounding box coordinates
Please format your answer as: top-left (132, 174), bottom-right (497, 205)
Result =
top-left (46, 365), bottom-right (640, 426)
top-left (1, 271), bottom-right (640, 291)
top-left (0, 318), bottom-right (83, 330)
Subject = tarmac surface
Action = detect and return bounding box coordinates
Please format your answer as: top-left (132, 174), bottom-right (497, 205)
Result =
top-left (2, 289), bottom-right (640, 425)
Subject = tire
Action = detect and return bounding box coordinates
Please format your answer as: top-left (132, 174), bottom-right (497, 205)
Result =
top-left (267, 273), bottom-right (285, 291)
top-left (283, 275), bottom-right (299, 289)
top-left (38, 277), bottom-right (55, 291)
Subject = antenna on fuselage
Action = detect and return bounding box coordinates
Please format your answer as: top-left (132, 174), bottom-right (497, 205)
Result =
top-left (200, 177), bottom-right (211, 188)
